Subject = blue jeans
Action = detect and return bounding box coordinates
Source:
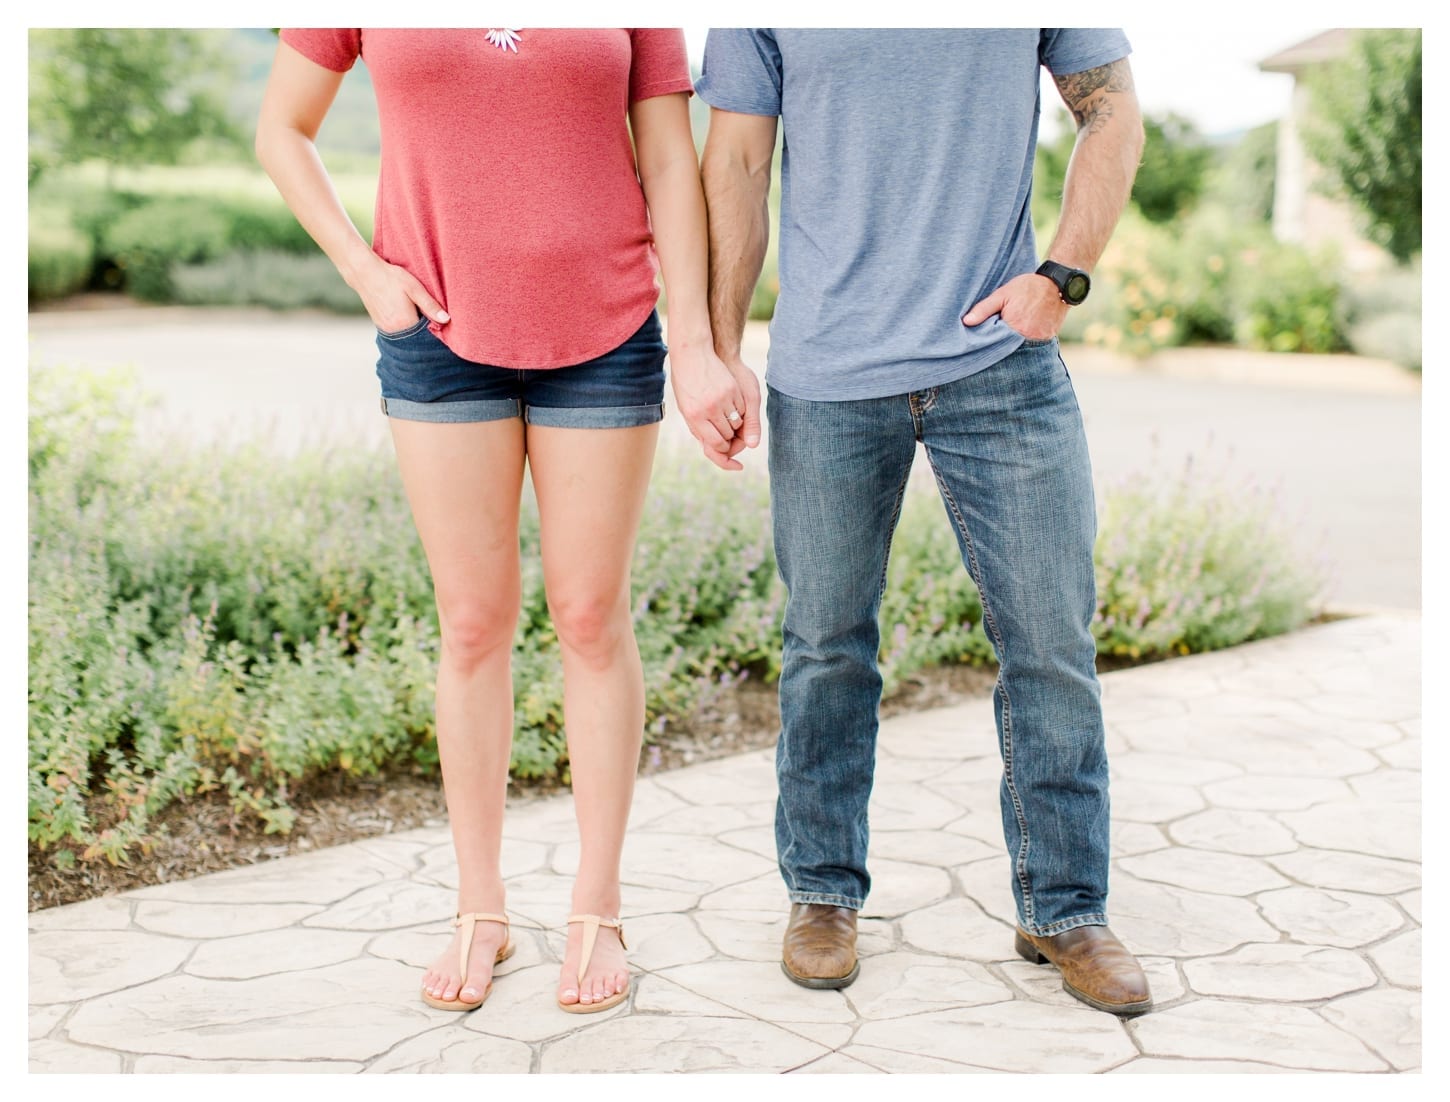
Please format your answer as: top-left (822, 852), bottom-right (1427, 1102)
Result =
top-left (767, 338), bottom-right (1109, 937)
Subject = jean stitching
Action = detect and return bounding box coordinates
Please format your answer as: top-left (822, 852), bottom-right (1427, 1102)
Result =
top-left (1030, 913), bottom-right (1109, 937)
top-left (927, 460), bottom-right (1036, 929)
top-left (876, 466), bottom-right (912, 599)
top-left (788, 891), bottom-right (864, 910)
top-left (376, 316), bottom-right (430, 341)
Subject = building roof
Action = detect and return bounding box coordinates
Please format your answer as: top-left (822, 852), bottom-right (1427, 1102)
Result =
top-left (1259, 29), bottom-right (1354, 73)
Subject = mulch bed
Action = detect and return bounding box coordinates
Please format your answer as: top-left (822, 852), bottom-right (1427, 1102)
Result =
top-left (29, 663), bottom-right (1000, 912)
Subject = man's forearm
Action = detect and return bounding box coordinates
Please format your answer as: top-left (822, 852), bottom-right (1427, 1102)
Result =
top-left (1046, 59), bottom-right (1145, 272)
top-left (702, 146), bottom-right (772, 361)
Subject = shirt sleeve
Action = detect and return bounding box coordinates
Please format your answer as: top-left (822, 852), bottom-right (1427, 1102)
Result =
top-left (1038, 28), bottom-right (1131, 76)
top-left (694, 29), bottom-right (783, 117)
top-left (279, 29), bottom-right (362, 73)
top-left (629, 29), bottom-right (695, 102)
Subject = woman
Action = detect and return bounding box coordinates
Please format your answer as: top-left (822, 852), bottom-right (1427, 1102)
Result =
top-left (256, 28), bottom-right (746, 1014)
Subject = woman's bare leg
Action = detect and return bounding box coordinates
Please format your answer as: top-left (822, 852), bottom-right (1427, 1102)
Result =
top-left (390, 416), bottom-right (526, 1006)
top-left (526, 421), bottom-right (660, 1008)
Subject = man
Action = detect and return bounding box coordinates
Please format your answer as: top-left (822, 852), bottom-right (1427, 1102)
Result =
top-left (674, 29), bottom-right (1150, 1016)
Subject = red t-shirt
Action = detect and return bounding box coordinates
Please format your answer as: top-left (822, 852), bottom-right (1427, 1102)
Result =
top-left (279, 29), bottom-right (694, 368)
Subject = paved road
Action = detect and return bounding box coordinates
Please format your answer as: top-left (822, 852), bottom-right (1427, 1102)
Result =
top-left (27, 307), bottom-right (1420, 610)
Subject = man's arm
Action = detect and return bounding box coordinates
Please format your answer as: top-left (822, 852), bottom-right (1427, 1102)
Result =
top-left (1044, 58), bottom-right (1145, 272)
top-left (701, 108), bottom-right (779, 454)
top-left (962, 56), bottom-right (1144, 340)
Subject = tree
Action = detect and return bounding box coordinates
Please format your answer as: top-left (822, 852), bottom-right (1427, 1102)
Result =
top-left (1131, 113), bottom-right (1214, 224)
top-left (29, 29), bottom-right (242, 185)
top-left (1212, 120), bottom-right (1278, 225)
top-left (1302, 28), bottom-right (1421, 263)
top-left (1035, 108), bottom-right (1213, 226)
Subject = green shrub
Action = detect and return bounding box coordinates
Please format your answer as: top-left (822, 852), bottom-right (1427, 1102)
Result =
top-left (749, 267), bottom-right (778, 321)
top-left (28, 167), bottom-right (373, 303)
top-left (172, 251), bottom-right (365, 313)
top-left (1233, 241), bottom-right (1345, 354)
top-left (27, 211), bottom-right (94, 300)
top-left (1065, 205), bottom-right (1345, 357)
top-left (219, 199), bottom-right (329, 254)
top-left (1094, 459), bottom-right (1323, 658)
top-left (1338, 260), bottom-right (1421, 370)
top-left (101, 196), bottom-right (232, 300)
top-left (28, 366), bottom-right (1324, 866)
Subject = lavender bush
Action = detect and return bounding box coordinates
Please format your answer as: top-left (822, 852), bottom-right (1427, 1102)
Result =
top-left (28, 367), bottom-right (1323, 867)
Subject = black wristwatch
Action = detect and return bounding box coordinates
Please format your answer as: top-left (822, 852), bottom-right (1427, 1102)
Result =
top-left (1036, 260), bottom-right (1091, 306)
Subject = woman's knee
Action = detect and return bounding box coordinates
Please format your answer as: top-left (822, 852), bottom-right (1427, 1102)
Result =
top-left (549, 590), bottom-right (630, 663)
top-left (438, 600), bottom-right (519, 670)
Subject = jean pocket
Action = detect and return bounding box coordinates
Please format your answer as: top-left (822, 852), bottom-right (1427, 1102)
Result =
top-left (376, 314), bottom-right (430, 341)
top-left (996, 316), bottom-right (1056, 348)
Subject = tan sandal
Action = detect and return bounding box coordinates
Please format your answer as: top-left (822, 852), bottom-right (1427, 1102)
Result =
top-left (421, 911), bottom-right (515, 1011)
top-left (559, 914), bottom-right (629, 1014)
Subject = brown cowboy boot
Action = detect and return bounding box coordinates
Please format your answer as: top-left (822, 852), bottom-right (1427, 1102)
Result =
top-left (782, 903), bottom-right (859, 989)
top-left (1015, 924), bottom-right (1153, 1016)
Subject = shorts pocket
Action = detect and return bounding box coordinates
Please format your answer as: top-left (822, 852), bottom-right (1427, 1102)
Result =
top-left (376, 314), bottom-right (430, 341)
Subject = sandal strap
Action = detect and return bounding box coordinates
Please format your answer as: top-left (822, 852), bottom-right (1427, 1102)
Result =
top-left (453, 912), bottom-right (510, 982)
top-left (566, 914), bottom-right (627, 983)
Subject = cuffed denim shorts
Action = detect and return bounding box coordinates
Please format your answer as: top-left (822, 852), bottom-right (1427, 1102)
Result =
top-left (375, 310), bottom-right (667, 429)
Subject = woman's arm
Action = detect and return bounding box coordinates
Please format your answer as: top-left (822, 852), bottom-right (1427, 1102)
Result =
top-left (630, 93), bottom-right (758, 470)
top-left (254, 41), bottom-right (446, 332)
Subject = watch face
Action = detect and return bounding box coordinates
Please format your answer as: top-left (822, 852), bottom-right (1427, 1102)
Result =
top-left (1065, 273), bottom-right (1090, 303)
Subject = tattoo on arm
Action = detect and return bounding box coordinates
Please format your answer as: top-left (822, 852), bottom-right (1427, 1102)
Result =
top-left (1054, 59), bottom-right (1134, 134)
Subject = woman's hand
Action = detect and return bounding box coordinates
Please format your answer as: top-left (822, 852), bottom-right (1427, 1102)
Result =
top-left (669, 341), bottom-right (757, 471)
top-left (348, 253), bottom-right (450, 332)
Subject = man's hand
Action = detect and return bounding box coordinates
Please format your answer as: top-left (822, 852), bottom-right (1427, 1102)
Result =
top-left (719, 354), bottom-right (762, 462)
top-left (670, 344), bottom-right (760, 471)
top-left (961, 272), bottom-right (1067, 341)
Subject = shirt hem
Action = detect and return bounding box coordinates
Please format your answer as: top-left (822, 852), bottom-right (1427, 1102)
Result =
top-left (631, 76), bottom-right (696, 102)
top-left (1045, 43), bottom-right (1132, 77)
top-left (694, 82), bottom-right (780, 117)
top-left (278, 31), bottom-right (356, 73)
top-left (431, 297), bottom-right (661, 370)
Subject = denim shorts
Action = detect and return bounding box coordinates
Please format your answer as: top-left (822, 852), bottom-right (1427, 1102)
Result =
top-left (375, 310), bottom-right (667, 428)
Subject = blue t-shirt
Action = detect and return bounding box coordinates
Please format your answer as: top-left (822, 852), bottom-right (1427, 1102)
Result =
top-left (696, 29), bottom-right (1131, 401)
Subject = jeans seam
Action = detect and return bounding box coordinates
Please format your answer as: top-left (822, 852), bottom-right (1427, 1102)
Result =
top-left (786, 890), bottom-right (864, 910)
top-left (876, 467), bottom-right (913, 599)
top-left (928, 463), bottom-right (1036, 929)
top-left (1027, 913), bottom-right (1109, 937)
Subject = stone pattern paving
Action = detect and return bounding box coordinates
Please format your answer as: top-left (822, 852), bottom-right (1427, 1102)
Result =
top-left (29, 614), bottom-right (1420, 1073)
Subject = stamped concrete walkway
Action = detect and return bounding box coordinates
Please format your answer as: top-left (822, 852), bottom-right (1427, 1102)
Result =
top-left (29, 612), bottom-right (1421, 1074)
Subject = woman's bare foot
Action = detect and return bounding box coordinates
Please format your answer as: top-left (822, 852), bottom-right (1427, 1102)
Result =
top-left (557, 918), bottom-right (629, 1009)
top-left (421, 914), bottom-right (511, 1007)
